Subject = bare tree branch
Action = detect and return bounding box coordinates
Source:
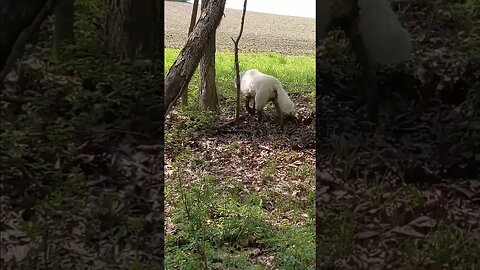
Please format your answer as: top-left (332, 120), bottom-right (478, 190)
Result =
top-left (232, 0), bottom-right (248, 121)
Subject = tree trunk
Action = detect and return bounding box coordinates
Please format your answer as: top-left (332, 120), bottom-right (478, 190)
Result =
top-left (0, 0), bottom-right (54, 83)
top-left (105, 0), bottom-right (162, 60)
top-left (164, 0), bottom-right (226, 116)
top-left (54, 0), bottom-right (75, 58)
top-left (198, 0), bottom-right (218, 111)
top-left (181, 0), bottom-right (200, 108)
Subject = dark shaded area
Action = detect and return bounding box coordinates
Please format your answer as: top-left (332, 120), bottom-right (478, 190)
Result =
top-left (0, 0), bottom-right (48, 75)
top-left (316, 2), bottom-right (480, 268)
top-left (1, 1), bottom-right (164, 268)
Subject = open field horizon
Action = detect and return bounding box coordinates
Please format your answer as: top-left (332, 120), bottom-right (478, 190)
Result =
top-left (165, 1), bottom-right (315, 55)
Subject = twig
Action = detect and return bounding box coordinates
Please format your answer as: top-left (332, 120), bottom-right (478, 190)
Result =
top-left (101, 129), bottom-right (152, 138)
top-left (1, 94), bottom-right (34, 104)
top-left (216, 114), bottom-right (248, 129)
top-left (258, 145), bottom-right (273, 152)
top-left (231, 0), bottom-right (248, 122)
top-left (136, 144), bottom-right (163, 151)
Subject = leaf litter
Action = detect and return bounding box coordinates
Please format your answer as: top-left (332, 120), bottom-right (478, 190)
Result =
top-left (1, 54), bottom-right (164, 268)
top-left (165, 91), bottom-right (316, 267)
top-left (316, 3), bottom-right (480, 269)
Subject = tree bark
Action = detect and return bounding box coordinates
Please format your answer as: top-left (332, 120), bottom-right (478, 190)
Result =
top-left (54, 0), bottom-right (75, 57)
top-left (164, 0), bottom-right (226, 116)
top-left (105, 0), bottom-right (162, 60)
top-left (0, 0), bottom-right (55, 84)
top-left (188, 0), bottom-right (200, 38)
top-left (198, 0), bottom-right (218, 112)
top-left (181, 0), bottom-right (200, 107)
top-left (198, 35), bottom-right (218, 111)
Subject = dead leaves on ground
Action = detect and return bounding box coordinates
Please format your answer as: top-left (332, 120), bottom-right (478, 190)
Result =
top-left (1, 57), bottom-right (164, 267)
top-left (1, 139), bottom-right (164, 268)
top-left (317, 170), bottom-right (480, 268)
top-left (316, 3), bottom-right (480, 268)
top-left (165, 97), bottom-right (316, 218)
top-left (164, 96), bottom-right (316, 266)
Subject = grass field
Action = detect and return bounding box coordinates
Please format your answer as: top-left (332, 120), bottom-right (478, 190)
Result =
top-left (164, 49), bottom-right (315, 103)
top-left (164, 48), bottom-right (316, 269)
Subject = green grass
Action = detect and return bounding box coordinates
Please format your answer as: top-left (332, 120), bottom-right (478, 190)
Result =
top-left (165, 48), bottom-right (316, 103)
top-left (164, 48), bottom-right (316, 150)
top-left (165, 154), bottom-right (315, 269)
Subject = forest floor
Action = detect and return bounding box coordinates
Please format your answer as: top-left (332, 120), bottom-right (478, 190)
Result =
top-left (164, 49), bottom-right (316, 269)
top-left (316, 2), bottom-right (480, 269)
top-left (1, 2), bottom-right (163, 269)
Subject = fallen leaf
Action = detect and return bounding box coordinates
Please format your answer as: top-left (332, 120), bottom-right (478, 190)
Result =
top-left (391, 226), bottom-right (426, 238)
top-left (409, 216), bottom-right (436, 229)
top-left (354, 230), bottom-right (380, 240)
top-left (452, 185), bottom-right (475, 199)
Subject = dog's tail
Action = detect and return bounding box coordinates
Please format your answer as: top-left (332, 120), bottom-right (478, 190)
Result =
top-left (358, 0), bottom-right (412, 66)
top-left (275, 82), bottom-right (295, 114)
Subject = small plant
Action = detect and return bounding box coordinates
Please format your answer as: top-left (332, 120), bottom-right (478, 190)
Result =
top-left (260, 158), bottom-right (278, 181)
top-left (329, 138), bottom-right (359, 181)
top-left (271, 225), bottom-right (316, 270)
top-left (404, 185), bottom-right (425, 206)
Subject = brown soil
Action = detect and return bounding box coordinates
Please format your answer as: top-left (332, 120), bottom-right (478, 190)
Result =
top-left (165, 1), bottom-right (315, 55)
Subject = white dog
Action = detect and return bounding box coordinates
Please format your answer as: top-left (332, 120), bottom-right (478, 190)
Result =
top-left (317, 0), bottom-right (412, 121)
top-left (235, 69), bottom-right (294, 128)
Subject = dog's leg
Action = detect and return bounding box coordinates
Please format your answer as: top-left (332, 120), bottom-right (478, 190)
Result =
top-left (273, 98), bottom-right (284, 130)
top-left (245, 96), bottom-right (256, 115)
top-left (343, 17), bottom-right (379, 122)
top-left (257, 109), bottom-right (263, 123)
